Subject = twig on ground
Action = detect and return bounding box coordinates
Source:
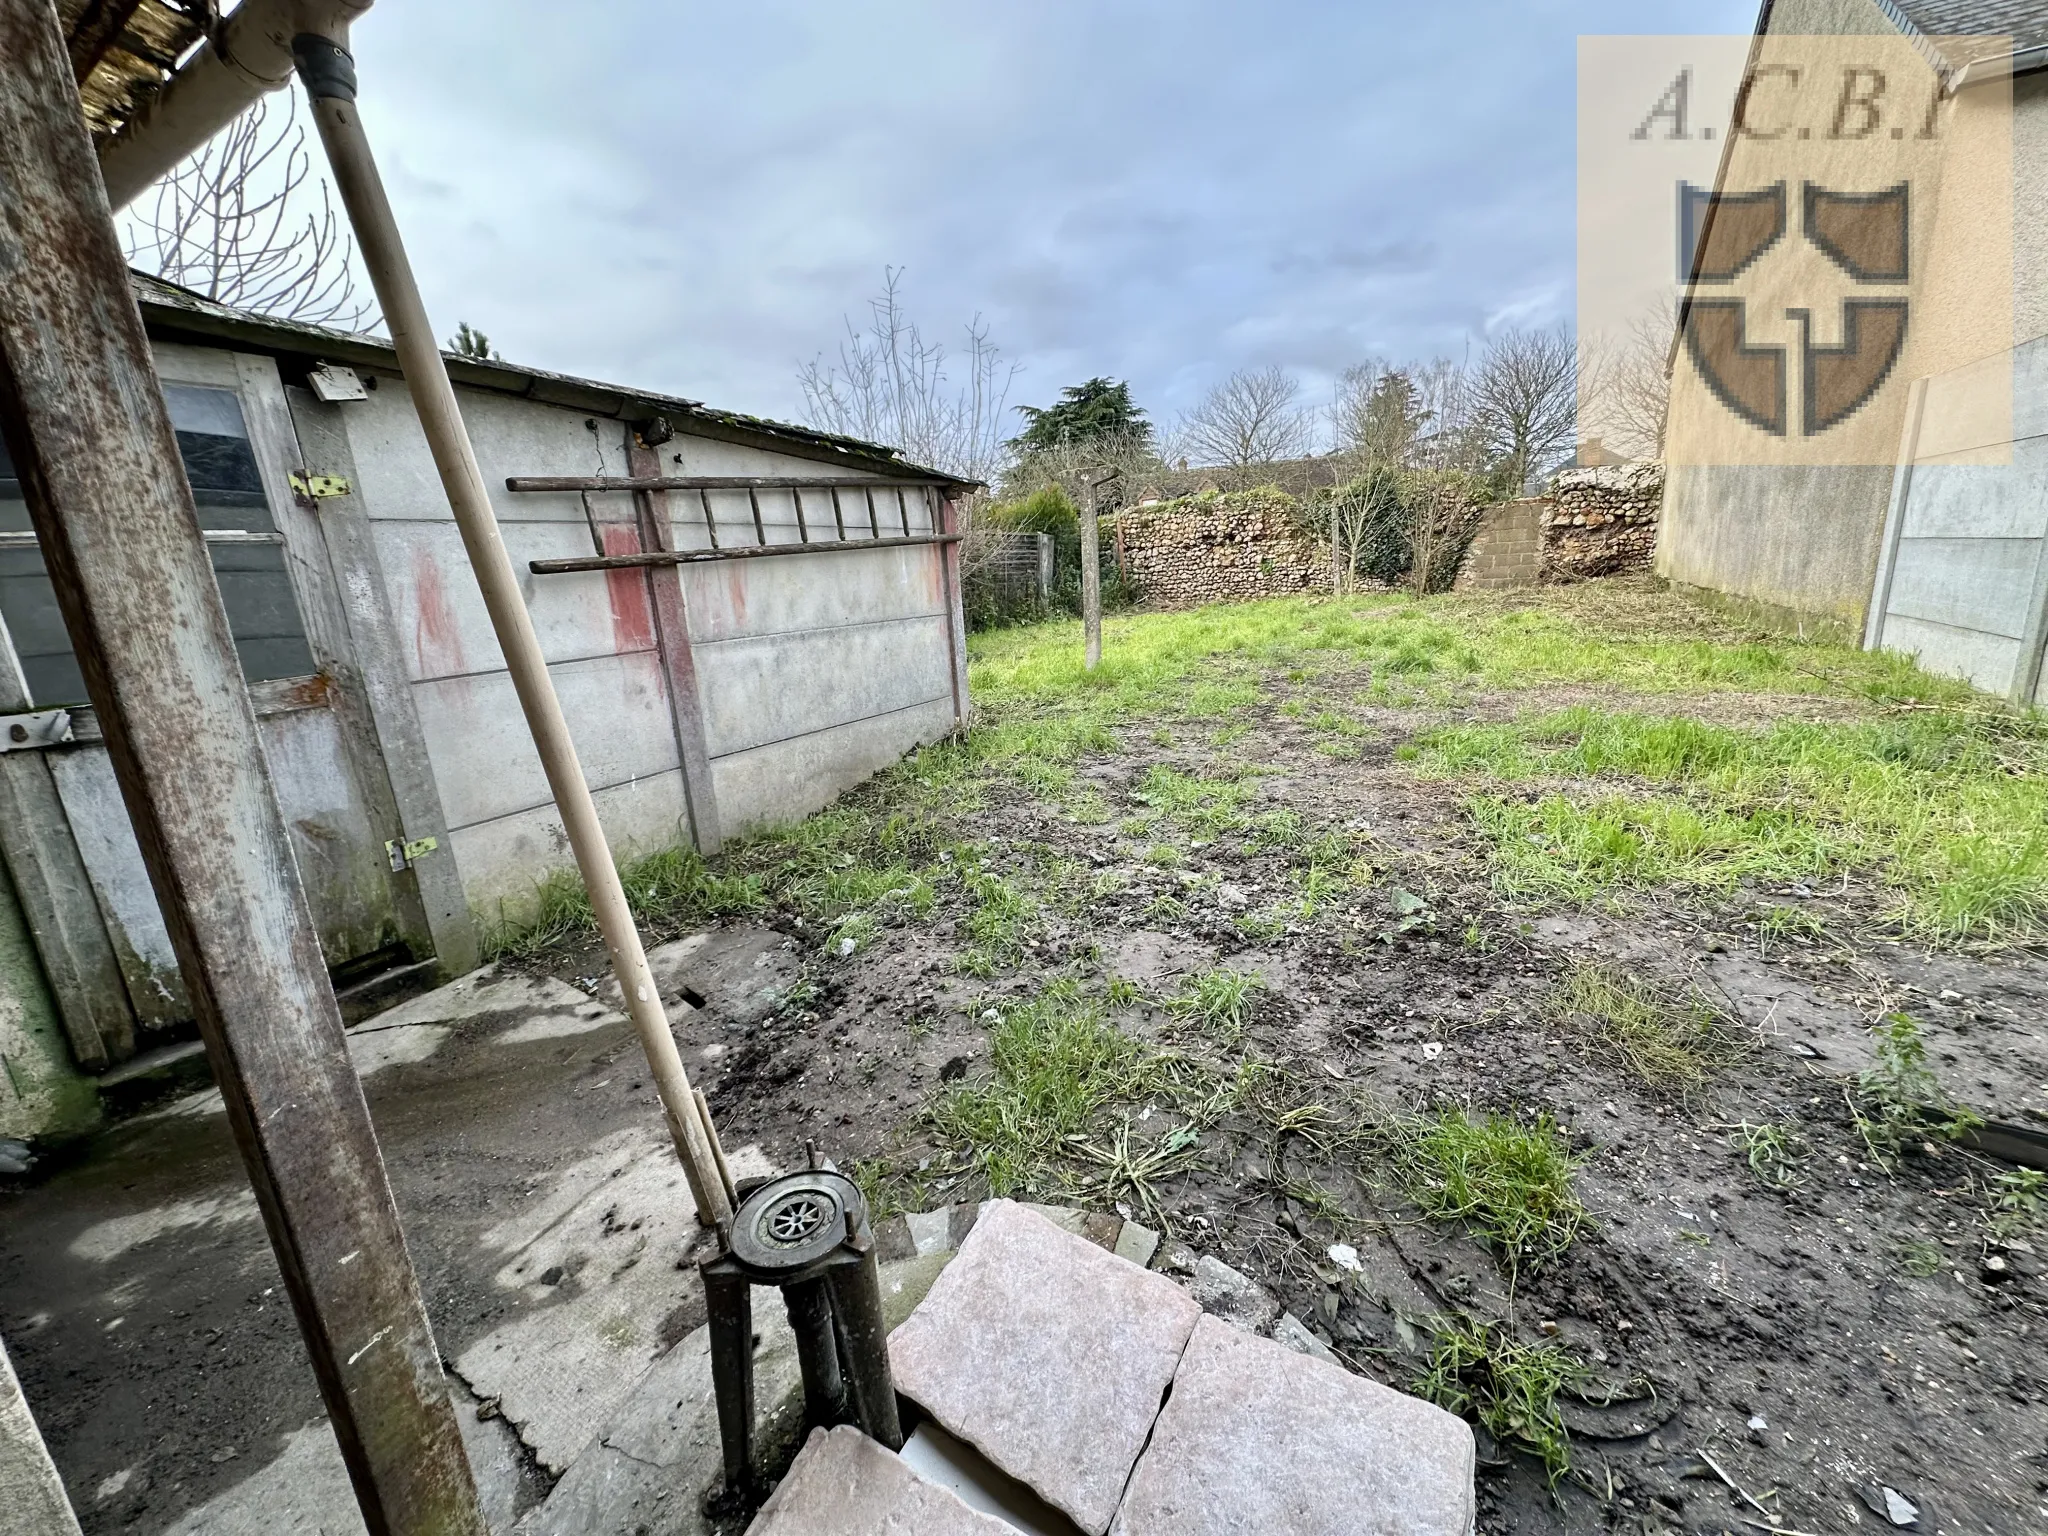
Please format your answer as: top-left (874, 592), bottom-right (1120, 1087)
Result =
top-left (1698, 1448), bottom-right (1775, 1519)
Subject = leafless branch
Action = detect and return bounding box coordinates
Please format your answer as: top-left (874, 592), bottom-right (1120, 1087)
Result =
top-left (122, 88), bottom-right (376, 331)
top-left (1173, 366), bottom-right (1313, 474)
top-left (1472, 323), bottom-right (1578, 491)
top-left (1579, 297), bottom-right (1676, 462)
top-left (796, 268), bottom-right (1018, 483)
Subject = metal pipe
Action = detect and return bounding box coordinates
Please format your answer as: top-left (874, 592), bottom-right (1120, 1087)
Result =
top-left (291, 35), bottom-right (732, 1227)
top-left (98, 0), bottom-right (374, 211)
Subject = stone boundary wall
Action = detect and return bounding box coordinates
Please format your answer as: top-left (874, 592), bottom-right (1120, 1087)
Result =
top-left (1544, 462), bottom-right (1664, 579)
top-left (1115, 490), bottom-right (1329, 608)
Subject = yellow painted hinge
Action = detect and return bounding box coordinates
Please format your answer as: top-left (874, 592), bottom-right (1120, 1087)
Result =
top-left (290, 472), bottom-right (353, 500)
top-left (384, 835), bottom-right (439, 872)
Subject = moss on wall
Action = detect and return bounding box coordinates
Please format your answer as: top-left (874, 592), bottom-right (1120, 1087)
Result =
top-left (0, 860), bottom-right (100, 1144)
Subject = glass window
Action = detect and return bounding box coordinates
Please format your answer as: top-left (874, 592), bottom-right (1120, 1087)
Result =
top-left (0, 384), bottom-right (315, 706)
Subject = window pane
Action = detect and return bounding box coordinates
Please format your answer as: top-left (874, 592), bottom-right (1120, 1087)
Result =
top-left (0, 385), bottom-right (315, 706)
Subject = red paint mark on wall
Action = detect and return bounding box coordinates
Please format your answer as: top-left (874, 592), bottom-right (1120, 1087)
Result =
top-left (723, 564), bottom-right (749, 633)
top-left (412, 547), bottom-right (465, 676)
top-left (603, 524), bottom-right (655, 653)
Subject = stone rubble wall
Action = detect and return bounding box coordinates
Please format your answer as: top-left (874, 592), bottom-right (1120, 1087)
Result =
top-left (1542, 462), bottom-right (1665, 580)
top-left (1114, 489), bottom-right (1332, 609)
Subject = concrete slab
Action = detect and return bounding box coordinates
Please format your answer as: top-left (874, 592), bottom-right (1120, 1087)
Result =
top-left (1109, 1315), bottom-right (1476, 1536)
top-left (517, 1252), bottom-right (959, 1536)
top-left (888, 1200), bottom-right (1201, 1536)
top-left (453, 1128), bottom-right (773, 1474)
top-left (353, 963), bottom-right (593, 1032)
top-left (745, 1426), bottom-right (1015, 1536)
top-left (155, 1390), bottom-right (530, 1536)
top-left (596, 927), bottom-right (801, 1029)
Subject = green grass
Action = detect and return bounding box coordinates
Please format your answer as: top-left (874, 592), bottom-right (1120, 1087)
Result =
top-left (932, 982), bottom-right (1153, 1197)
top-left (1394, 1110), bottom-right (1585, 1273)
top-left (1415, 1315), bottom-right (1584, 1485)
top-left (1542, 961), bottom-right (1730, 1089)
top-left (1409, 705), bottom-right (2048, 941)
top-left (1166, 968), bottom-right (1266, 1039)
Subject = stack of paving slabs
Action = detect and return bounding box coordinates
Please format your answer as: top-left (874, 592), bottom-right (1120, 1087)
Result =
top-left (748, 1199), bottom-right (1475, 1535)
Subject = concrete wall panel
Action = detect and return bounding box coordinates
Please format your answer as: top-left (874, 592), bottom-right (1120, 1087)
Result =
top-left (1880, 613), bottom-right (2021, 696)
top-left (1900, 436), bottom-right (2048, 539)
top-left (415, 650), bottom-right (680, 832)
top-left (711, 698), bottom-right (957, 838)
top-left (682, 544), bottom-right (946, 645)
top-left (696, 615), bottom-right (953, 759)
top-left (1885, 538), bottom-right (2042, 638)
top-left (449, 769), bottom-right (692, 915)
top-left (372, 518), bottom-right (660, 682)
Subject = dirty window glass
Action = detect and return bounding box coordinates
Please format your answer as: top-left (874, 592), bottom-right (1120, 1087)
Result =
top-left (0, 384), bottom-right (315, 706)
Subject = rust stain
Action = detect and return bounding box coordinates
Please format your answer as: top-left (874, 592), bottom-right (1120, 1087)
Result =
top-left (602, 524), bottom-right (656, 652)
top-left (279, 671), bottom-right (337, 710)
top-left (724, 563), bottom-right (749, 632)
top-left (412, 547), bottom-right (465, 676)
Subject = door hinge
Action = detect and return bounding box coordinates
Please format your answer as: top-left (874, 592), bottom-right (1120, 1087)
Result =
top-left (290, 472), bottom-right (353, 501)
top-left (384, 835), bottom-right (439, 872)
top-left (0, 709), bottom-right (73, 753)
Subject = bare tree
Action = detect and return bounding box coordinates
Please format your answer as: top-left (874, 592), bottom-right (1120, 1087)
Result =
top-left (797, 268), bottom-right (1017, 484)
top-left (1472, 323), bottom-right (1577, 491)
top-left (1579, 298), bottom-right (1676, 462)
top-left (1173, 366), bottom-right (1312, 473)
top-left (123, 87), bottom-right (375, 330)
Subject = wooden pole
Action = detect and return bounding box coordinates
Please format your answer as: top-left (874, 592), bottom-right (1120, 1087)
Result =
top-left (0, 1333), bottom-right (82, 1536)
top-left (290, 36), bottom-right (733, 1227)
top-left (0, 8), bottom-right (485, 1532)
top-left (1080, 475), bottom-right (1103, 671)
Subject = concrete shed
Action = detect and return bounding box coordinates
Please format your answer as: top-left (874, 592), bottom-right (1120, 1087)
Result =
top-left (0, 275), bottom-right (970, 1135)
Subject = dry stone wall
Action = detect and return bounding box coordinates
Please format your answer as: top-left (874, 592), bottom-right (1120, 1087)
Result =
top-left (1543, 463), bottom-right (1664, 579)
top-left (1114, 490), bottom-right (1330, 609)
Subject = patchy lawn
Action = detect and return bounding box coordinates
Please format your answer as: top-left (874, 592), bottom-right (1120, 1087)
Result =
top-left (502, 578), bottom-right (2048, 1535)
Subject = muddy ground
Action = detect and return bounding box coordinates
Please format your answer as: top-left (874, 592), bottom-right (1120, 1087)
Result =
top-left (7, 600), bottom-right (2047, 1535)
top-left (528, 661), bottom-right (2048, 1535)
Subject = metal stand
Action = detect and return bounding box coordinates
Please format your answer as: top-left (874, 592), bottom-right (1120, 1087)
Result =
top-left (702, 1165), bottom-right (902, 1497)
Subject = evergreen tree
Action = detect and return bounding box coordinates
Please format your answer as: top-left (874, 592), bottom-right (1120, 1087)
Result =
top-left (1010, 377), bottom-right (1150, 452)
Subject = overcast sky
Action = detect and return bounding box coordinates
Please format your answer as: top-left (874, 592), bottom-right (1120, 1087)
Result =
top-left (344, 0), bottom-right (1758, 437)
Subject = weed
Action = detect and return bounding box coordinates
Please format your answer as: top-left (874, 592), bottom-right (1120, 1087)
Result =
top-left (1284, 1177), bottom-right (1350, 1227)
top-left (1144, 894), bottom-right (1188, 923)
top-left (1755, 903), bottom-right (1825, 954)
top-left (1070, 1121), bottom-right (1202, 1228)
top-left (1986, 1167), bottom-right (2045, 1242)
top-left (1725, 1120), bottom-right (1806, 1190)
top-left (1395, 1110), bottom-right (1585, 1272)
top-left (1106, 975), bottom-right (1145, 1009)
top-left (1854, 1013), bottom-right (1981, 1167)
top-left (1543, 962), bottom-right (1729, 1089)
top-left (827, 911), bottom-right (879, 956)
top-left (1897, 1238), bottom-right (1947, 1278)
top-left (932, 982), bottom-right (1152, 1197)
top-left (1415, 1315), bottom-right (1583, 1484)
top-left (962, 869), bottom-right (1035, 967)
top-left (1167, 968), bottom-right (1266, 1038)
top-left (1143, 843), bottom-right (1183, 867)
top-left (1234, 909), bottom-right (1289, 942)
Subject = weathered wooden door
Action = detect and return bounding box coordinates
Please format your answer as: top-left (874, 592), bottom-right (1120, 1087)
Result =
top-left (0, 344), bottom-right (424, 1069)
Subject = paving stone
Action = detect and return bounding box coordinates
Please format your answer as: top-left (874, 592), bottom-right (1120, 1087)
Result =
top-left (891, 1199), bottom-right (1201, 1535)
top-left (1111, 1315), bottom-right (1475, 1536)
top-left (1112, 1219), bottom-right (1159, 1269)
top-left (745, 1426), bottom-right (1015, 1536)
top-left (1271, 1310), bottom-right (1341, 1366)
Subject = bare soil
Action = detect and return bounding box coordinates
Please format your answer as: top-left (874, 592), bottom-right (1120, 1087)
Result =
top-left (526, 674), bottom-right (2048, 1535)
